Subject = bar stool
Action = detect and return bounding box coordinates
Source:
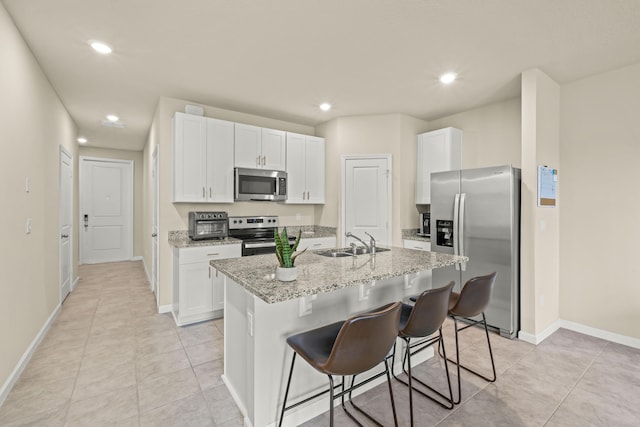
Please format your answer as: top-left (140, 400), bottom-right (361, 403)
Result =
top-left (393, 282), bottom-right (455, 426)
top-left (439, 272), bottom-right (497, 404)
top-left (278, 302), bottom-right (402, 427)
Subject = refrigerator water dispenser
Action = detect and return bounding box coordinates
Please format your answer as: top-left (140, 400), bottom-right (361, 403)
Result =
top-left (436, 219), bottom-right (454, 247)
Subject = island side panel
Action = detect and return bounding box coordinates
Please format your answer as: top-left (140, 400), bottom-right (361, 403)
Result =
top-left (223, 276), bottom-right (254, 421)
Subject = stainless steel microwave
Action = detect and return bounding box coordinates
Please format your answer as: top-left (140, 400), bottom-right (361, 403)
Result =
top-left (234, 168), bottom-right (287, 201)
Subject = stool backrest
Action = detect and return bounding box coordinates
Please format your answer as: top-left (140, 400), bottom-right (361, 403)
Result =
top-left (322, 302), bottom-right (401, 376)
top-left (400, 281), bottom-right (454, 338)
top-left (450, 272), bottom-right (497, 317)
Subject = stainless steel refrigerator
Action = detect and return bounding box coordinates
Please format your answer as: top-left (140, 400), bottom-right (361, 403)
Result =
top-left (431, 165), bottom-right (520, 338)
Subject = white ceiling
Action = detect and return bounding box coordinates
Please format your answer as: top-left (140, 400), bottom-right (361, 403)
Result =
top-left (4, 0), bottom-right (640, 151)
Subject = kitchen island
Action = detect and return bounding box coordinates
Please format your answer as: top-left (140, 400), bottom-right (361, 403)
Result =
top-left (210, 247), bottom-right (467, 427)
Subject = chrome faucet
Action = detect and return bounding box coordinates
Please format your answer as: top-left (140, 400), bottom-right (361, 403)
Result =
top-left (364, 232), bottom-right (376, 255)
top-left (345, 231), bottom-right (371, 252)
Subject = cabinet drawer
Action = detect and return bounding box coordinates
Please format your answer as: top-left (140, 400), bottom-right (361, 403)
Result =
top-left (403, 239), bottom-right (431, 251)
top-left (178, 244), bottom-right (241, 264)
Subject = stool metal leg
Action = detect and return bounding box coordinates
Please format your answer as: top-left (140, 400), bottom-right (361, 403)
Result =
top-left (278, 352), bottom-right (297, 427)
top-left (439, 313), bottom-right (497, 404)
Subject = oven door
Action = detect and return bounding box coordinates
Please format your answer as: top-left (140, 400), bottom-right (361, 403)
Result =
top-left (242, 238), bottom-right (298, 256)
top-left (243, 240), bottom-right (277, 256)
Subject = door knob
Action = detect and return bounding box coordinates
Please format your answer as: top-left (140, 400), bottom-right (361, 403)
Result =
top-left (61, 234), bottom-right (69, 238)
top-left (152, 233), bottom-right (158, 237)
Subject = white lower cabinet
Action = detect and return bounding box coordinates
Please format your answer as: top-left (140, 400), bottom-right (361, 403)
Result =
top-left (403, 239), bottom-right (431, 251)
top-left (172, 244), bottom-right (241, 326)
top-left (297, 236), bottom-right (336, 251)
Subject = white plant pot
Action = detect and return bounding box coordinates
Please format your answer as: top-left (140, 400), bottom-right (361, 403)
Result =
top-left (276, 266), bottom-right (298, 282)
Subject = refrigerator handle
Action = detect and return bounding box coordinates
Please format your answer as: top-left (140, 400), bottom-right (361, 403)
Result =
top-left (459, 193), bottom-right (467, 271)
top-left (453, 193), bottom-right (460, 271)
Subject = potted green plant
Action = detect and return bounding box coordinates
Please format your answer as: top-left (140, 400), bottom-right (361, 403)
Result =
top-left (274, 227), bottom-right (307, 281)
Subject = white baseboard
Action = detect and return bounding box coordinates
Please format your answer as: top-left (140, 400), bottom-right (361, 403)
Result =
top-left (518, 319), bottom-right (639, 349)
top-left (559, 320), bottom-right (640, 349)
top-left (141, 257), bottom-right (152, 288)
top-left (518, 320), bottom-right (561, 345)
top-left (0, 304), bottom-right (61, 406)
top-left (131, 256), bottom-right (143, 261)
top-left (158, 304), bottom-right (172, 314)
top-left (71, 276), bottom-right (80, 292)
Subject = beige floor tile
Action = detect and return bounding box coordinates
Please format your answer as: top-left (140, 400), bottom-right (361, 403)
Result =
top-left (138, 368), bottom-right (201, 414)
top-left (135, 329), bottom-right (183, 357)
top-left (178, 320), bottom-right (223, 348)
top-left (547, 385), bottom-right (640, 427)
top-left (136, 348), bottom-right (191, 382)
top-left (184, 340), bottom-right (224, 367)
top-left (72, 357), bottom-right (136, 401)
top-left (139, 392), bottom-right (214, 427)
top-left (193, 359), bottom-right (224, 391)
top-left (66, 384), bottom-right (138, 426)
top-left (0, 377), bottom-right (74, 424)
top-left (203, 385), bottom-right (243, 425)
top-left (0, 404), bottom-right (68, 427)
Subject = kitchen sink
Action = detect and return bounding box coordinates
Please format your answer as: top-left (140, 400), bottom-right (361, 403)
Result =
top-left (316, 247), bottom-right (390, 258)
top-left (316, 250), bottom-right (353, 258)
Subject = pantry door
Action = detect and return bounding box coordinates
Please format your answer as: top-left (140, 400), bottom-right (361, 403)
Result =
top-left (80, 157), bottom-right (133, 264)
top-left (342, 155), bottom-right (392, 246)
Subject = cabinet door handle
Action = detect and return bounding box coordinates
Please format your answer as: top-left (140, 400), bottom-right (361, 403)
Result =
top-left (256, 156), bottom-right (260, 167)
top-left (307, 191), bottom-right (310, 200)
top-left (262, 156), bottom-right (266, 166)
top-left (302, 191), bottom-right (306, 200)
top-left (313, 243), bottom-right (321, 247)
top-left (202, 187), bottom-right (205, 198)
top-left (207, 253), bottom-right (220, 256)
top-left (209, 188), bottom-right (212, 198)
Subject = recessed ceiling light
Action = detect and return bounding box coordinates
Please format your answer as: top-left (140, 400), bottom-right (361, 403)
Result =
top-left (90, 41), bottom-right (112, 54)
top-left (439, 72), bottom-right (457, 84)
top-left (106, 114), bottom-right (119, 122)
top-left (77, 137), bottom-right (87, 144)
top-left (319, 103), bottom-right (331, 112)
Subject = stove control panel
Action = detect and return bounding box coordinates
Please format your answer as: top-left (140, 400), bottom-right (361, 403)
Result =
top-left (229, 216), bottom-right (279, 229)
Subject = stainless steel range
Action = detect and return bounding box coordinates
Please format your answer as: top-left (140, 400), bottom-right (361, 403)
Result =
top-left (229, 216), bottom-right (296, 256)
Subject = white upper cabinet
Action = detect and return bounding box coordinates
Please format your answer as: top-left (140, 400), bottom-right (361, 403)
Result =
top-left (234, 123), bottom-right (286, 170)
top-left (174, 113), bottom-right (206, 202)
top-left (205, 118), bottom-right (235, 203)
top-left (415, 127), bottom-right (462, 204)
top-left (261, 128), bottom-right (286, 170)
top-left (173, 113), bottom-right (234, 203)
top-left (285, 132), bottom-right (325, 204)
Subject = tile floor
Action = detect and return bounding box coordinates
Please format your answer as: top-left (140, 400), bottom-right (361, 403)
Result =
top-left (1, 260), bottom-right (639, 426)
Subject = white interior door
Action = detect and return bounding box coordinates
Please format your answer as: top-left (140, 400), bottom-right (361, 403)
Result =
top-left (151, 147), bottom-right (159, 299)
top-left (59, 147), bottom-right (73, 301)
top-left (80, 157), bottom-right (133, 264)
top-left (342, 156), bottom-right (391, 246)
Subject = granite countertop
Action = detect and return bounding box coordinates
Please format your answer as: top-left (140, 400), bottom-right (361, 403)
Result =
top-left (168, 226), bottom-right (337, 248)
top-left (402, 228), bottom-right (431, 242)
top-left (168, 231), bottom-right (243, 248)
top-left (210, 247), bottom-right (467, 304)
